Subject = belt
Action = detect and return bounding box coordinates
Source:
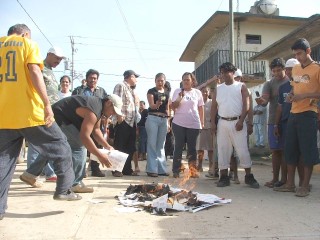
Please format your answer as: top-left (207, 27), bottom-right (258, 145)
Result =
top-left (149, 113), bottom-right (168, 118)
top-left (219, 116), bottom-right (240, 121)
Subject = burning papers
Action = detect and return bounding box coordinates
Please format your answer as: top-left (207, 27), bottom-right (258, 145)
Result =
top-left (116, 183), bottom-right (231, 214)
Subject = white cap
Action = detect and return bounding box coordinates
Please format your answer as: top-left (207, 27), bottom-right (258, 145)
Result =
top-left (285, 58), bottom-right (299, 68)
top-left (48, 47), bottom-right (66, 59)
top-left (107, 94), bottom-right (123, 116)
top-left (234, 68), bottom-right (242, 77)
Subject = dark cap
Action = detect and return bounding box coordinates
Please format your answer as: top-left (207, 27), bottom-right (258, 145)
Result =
top-left (123, 70), bottom-right (140, 79)
top-left (291, 38), bottom-right (310, 51)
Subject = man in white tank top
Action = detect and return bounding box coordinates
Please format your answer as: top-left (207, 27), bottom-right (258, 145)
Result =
top-left (211, 62), bottom-right (259, 188)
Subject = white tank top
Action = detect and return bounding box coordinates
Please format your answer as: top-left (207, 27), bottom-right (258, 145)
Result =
top-left (216, 81), bottom-right (243, 118)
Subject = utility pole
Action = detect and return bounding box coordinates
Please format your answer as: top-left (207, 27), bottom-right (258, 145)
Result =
top-left (229, 0), bottom-right (235, 64)
top-left (70, 36), bottom-right (75, 90)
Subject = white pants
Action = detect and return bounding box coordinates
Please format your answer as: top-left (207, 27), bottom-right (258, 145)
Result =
top-left (217, 119), bottom-right (252, 170)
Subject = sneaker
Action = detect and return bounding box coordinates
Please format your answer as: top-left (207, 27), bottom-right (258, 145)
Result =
top-left (245, 174), bottom-right (260, 188)
top-left (20, 172), bottom-right (43, 188)
top-left (46, 176), bottom-right (57, 182)
top-left (53, 190), bottom-right (82, 201)
top-left (217, 176), bottom-right (230, 187)
top-left (71, 183), bottom-right (94, 193)
top-left (91, 170), bottom-right (105, 177)
top-left (0, 213), bottom-right (4, 220)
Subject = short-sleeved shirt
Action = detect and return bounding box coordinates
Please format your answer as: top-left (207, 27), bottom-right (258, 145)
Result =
top-left (172, 88), bottom-right (204, 129)
top-left (147, 87), bottom-right (169, 114)
top-left (43, 61), bottom-right (60, 104)
top-left (291, 62), bottom-right (320, 113)
top-left (52, 95), bottom-right (103, 131)
top-left (278, 81), bottom-right (292, 122)
top-left (113, 81), bottom-right (136, 127)
top-left (137, 109), bottom-right (148, 127)
top-left (72, 85), bottom-right (107, 99)
top-left (0, 35), bottom-right (44, 129)
top-left (262, 76), bottom-right (290, 124)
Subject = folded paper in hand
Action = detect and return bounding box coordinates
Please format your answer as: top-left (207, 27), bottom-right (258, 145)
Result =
top-left (90, 149), bottom-right (128, 172)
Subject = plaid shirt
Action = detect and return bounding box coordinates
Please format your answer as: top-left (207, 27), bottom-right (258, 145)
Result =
top-left (113, 81), bottom-right (136, 127)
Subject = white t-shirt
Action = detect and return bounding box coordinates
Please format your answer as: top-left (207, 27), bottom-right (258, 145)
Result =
top-left (58, 91), bottom-right (72, 99)
top-left (172, 88), bottom-right (204, 129)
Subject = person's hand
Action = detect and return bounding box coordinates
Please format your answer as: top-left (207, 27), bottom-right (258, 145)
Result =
top-left (117, 115), bottom-right (124, 124)
top-left (106, 146), bottom-right (114, 151)
top-left (98, 152), bottom-right (112, 168)
top-left (274, 125), bottom-right (280, 137)
top-left (285, 93), bottom-right (294, 103)
top-left (255, 97), bottom-right (265, 105)
top-left (156, 99), bottom-right (162, 109)
top-left (179, 89), bottom-right (185, 98)
top-left (235, 120), bottom-right (243, 131)
top-left (44, 104), bottom-right (55, 127)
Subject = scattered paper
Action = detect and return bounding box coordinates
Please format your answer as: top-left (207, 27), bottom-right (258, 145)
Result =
top-left (87, 199), bottom-right (106, 204)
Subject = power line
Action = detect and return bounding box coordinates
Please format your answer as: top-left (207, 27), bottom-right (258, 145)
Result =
top-left (16, 0), bottom-right (53, 46)
top-left (115, 0), bottom-right (147, 69)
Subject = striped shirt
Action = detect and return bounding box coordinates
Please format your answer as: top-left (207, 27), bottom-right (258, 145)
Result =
top-left (113, 81), bottom-right (136, 127)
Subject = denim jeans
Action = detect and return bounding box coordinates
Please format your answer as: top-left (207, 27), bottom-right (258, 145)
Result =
top-left (171, 123), bottom-right (200, 173)
top-left (145, 115), bottom-right (168, 174)
top-left (27, 144), bottom-right (56, 178)
top-left (254, 123), bottom-right (264, 146)
top-left (60, 123), bottom-right (87, 186)
top-left (138, 126), bottom-right (147, 154)
top-left (0, 123), bottom-right (74, 214)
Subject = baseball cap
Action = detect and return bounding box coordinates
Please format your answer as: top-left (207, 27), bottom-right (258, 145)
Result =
top-left (107, 94), bottom-right (123, 116)
top-left (123, 70), bottom-right (140, 79)
top-left (48, 47), bottom-right (66, 59)
top-left (285, 58), bottom-right (300, 68)
top-left (234, 68), bottom-right (243, 77)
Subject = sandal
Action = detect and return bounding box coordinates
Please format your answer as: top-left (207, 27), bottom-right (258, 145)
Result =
top-left (147, 173), bottom-right (158, 177)
top-left (273, 184), bottom-right (296, 192)
top-left (295, 187), bottom-right (309, 197)
top-left (264, 181), bottom-right (275, 188)
top-left (131, 172), bottom-right (139, 176)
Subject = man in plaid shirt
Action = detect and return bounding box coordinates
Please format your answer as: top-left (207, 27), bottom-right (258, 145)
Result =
top-left (112, 70), bottom-right (140, 177)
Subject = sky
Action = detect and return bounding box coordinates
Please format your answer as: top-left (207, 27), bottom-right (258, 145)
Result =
top-left (1, 0), bottom-right (319, 103)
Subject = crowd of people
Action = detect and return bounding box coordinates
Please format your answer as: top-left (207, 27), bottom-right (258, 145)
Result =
top-left (0, 23), bottom-right (319, 221)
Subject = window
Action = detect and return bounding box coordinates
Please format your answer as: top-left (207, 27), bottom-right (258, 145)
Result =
top-left (246, 34), bottom-right (261, 44)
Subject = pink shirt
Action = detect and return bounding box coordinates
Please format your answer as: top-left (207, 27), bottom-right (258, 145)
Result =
top-left (172, 88), bottom-right (204, 129)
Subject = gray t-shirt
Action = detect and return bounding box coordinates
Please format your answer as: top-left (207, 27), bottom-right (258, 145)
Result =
top-left (262, 76), bottom-right (289, 124)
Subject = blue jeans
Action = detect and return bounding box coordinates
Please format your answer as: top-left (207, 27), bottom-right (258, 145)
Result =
top-left (60, 124), bottom-right (87, 186)
top-left (172, 123), bottom-right (200, 173)
top-left (253, 123), bottom-right (264, 146)
top-left (0, 123), bottom-right (74, 214)
top-left (138, 126), bottom-right (147, 154)
top-left (27, 144), bottom-right (56, 178)
top-left (145, 115), bottom-right (168, 174)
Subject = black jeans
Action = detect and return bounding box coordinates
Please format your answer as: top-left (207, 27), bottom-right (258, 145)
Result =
top-left (114, 121), bottom-right (136, 175)
top-left (171, 123), bottom-right (200, 173)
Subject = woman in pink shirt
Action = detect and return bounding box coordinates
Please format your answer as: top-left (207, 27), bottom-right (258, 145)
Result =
top-left (171, 72), bottom-right (204, 178)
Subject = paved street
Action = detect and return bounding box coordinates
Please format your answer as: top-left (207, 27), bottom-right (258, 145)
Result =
top-left (1, 155), bottom-right (320, 240)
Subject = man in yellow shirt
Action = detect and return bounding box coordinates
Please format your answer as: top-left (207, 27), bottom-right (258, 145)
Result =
top-left (274, 38), bottom-right (320, 197)
top-left (0, 24), bottom-right (81, 220)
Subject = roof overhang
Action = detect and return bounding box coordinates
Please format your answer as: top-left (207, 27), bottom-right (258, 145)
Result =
top-left (250, 14), bottom-right (320, 61)
top-left (180, 11), bottom-right (308, 62)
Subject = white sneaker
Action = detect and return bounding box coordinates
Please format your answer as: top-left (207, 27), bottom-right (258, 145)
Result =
top-left (20, 172), bottom-right (44, 188)
top-left (71, 183), bottom-right (94, 193)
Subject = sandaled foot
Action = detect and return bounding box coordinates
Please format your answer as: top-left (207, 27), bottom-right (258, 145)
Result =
top-left (233, 177), bottom-right (240, 184)
top-left (273, 184), bottom-right (296, 192)
top-left (295, 187), bottom-right (309, 197)
top-left (264, 180), bottom-right (275, 188)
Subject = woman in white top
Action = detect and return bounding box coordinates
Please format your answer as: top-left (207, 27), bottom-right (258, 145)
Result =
top-left (58, 75), bottom-right (72, 99)
top-left (171, 72), bottom-right (204, 178)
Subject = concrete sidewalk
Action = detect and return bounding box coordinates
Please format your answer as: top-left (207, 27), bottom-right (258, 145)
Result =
top-left (1, 156), bottom-right (320, 240)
